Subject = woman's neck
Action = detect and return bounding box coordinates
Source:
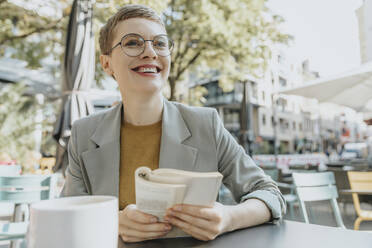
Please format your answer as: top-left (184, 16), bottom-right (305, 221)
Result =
top-left (122, 93), bottom-right (164, 126)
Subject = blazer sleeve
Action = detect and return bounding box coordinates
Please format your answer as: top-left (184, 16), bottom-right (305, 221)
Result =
top-left (60, 123), bottom-right (90, 197)
top-left (212, 110), bottom-right (286, 222)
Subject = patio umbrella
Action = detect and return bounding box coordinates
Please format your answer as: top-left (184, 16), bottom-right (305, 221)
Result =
top-left (53, 0), bottom-right (95, 173)
top-left (278, 62), bottom-right (372, 112)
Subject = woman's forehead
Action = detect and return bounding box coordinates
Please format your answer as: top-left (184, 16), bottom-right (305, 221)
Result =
top-left (112, 18), bottom-right (166, 42)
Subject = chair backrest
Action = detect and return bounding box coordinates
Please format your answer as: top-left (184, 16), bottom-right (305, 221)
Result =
top-left (0, 174), bottom-right (56, 204)
top-left (0, 165), bottom-right (21, 176)
top-left (263, 168), bottom-right (279, 181)
top-left (292, 172), bottom-right (345, 228)
top-left (347, 171), bottom-right (372, 216)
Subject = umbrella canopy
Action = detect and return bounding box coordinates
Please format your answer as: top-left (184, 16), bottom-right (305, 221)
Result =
top-left (278, 62), bottom-right (372, 112)
top-left (53, 0), bottom-right (95, 173)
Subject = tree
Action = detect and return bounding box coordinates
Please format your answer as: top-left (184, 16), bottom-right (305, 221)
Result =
top-left (0, 0), bottom-right (69, 70)
top-left (0, 83), bottom-right (57, 166)
top-left (164, 0), bottom-right (289, 100)
top-left (0, 0), bottom-right (289, 100)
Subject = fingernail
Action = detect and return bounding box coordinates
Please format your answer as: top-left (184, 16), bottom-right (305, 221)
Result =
top-left (164, 216), bottom-right (170, 222)
top-left (174, 206), bottom-right (181, 211)
top-left (151, 217), bottom-right (158, 223)
top-left (164, 225), bottom-right (171, 231)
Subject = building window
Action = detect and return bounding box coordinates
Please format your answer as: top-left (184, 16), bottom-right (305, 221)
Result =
top-left (262, 115), bottom-right (266, 126)
top-left (251, 82), bottom-right (258, 99)
top-left (299, 123), bottom-right (303, 131)
top-left (293, 121), bottom-right (296, 130)
top-left (262, 91), bottom-right (265, 102)
top-left (279, 76), bottom-right (287, 87)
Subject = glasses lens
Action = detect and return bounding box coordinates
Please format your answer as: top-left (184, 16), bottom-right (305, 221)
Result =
top-left (121, 34), bottom-right (145, 57)
top-left (120, 34), bottom-right (174, 57)
top-left (153, 35), bottom-right (173, 56)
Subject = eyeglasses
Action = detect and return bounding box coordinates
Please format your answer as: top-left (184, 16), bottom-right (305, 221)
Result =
top-left (107, 33), bottom-right (174, 57)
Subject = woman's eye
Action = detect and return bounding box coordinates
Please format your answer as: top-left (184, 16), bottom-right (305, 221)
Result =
top-left (124, 40), bottom-right (142, 47)
top-left (154, 41), bottom-right (167, 48)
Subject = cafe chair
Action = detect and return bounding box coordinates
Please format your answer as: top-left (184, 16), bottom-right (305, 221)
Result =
top-left (347, 171), bottom-right (372, 230)
top-left (263, 168), bottom-right (298, 219)
top-left (0, 165), bottom-right (22, 219)
top-left (0, 174), bottom-right (56, 248)
top-left (0, 165), bottom-right (22, 176)
top-left (292, 172), bottom-right (346, 229)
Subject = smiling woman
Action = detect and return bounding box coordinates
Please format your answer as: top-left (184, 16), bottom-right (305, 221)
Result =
top-left (100, 17), bottom-right (171, 101)
top-left (61, 4), bottom-right (285, 244)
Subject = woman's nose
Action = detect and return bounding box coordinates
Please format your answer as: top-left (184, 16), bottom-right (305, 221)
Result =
top-left (140, 41), bottom-right (157, 59)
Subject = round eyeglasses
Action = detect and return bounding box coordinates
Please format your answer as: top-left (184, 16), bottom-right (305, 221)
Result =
top-left (107, 33), bottom-right (174, 57)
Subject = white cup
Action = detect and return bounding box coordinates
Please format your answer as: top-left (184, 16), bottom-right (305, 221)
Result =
top-left (27, 196), bottom-right (118, 248)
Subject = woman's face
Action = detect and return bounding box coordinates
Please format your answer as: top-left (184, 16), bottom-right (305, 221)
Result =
top-left (103, 18), bottom-right (171, 97)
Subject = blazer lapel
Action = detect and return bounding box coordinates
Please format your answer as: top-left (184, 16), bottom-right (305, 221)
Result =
top-left (159, 100), bottom-right (198, 171)
top-left (81, 103), bottom-right (122, 197)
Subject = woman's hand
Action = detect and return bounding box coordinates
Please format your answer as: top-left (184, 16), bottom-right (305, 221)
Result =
top-left (119, 204), bottom-right (172, 242)
top-left (164, 202), bottom-right (232, 241)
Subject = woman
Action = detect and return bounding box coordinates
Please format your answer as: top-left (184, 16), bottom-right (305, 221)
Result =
top-left (62, 4), bottom-right (285, 243)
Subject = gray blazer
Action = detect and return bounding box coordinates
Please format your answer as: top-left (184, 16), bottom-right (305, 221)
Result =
top-left (61, 99), bottom-right (285, 221)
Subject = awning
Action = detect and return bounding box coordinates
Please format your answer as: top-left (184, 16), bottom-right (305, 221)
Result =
top-left (278, 62), bottom-right (372, 112)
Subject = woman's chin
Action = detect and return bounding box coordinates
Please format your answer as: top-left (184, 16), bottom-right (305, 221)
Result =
top-left (133, 82), bottom-right (163, 95)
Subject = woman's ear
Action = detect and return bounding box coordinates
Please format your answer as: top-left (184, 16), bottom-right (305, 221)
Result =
top-left (100, 54), bottom-right (113, 76)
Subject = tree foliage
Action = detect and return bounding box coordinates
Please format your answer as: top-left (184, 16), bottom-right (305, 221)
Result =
top-left (0, 0), bottom-right (289, 100)
top-left (0, 83), bottom-right (57, 165)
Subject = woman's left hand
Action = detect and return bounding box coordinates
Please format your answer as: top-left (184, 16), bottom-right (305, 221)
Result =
top-left (164, 202), bottom-right (232, 241)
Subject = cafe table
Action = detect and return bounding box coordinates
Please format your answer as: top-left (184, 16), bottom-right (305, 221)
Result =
top-left (339, 189), bottom-right (372, 195)
top-left (118, 220), bottom-right (372, 248)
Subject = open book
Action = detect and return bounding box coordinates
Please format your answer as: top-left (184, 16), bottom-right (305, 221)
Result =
top-left (135, 166), bottom-right (223, 238)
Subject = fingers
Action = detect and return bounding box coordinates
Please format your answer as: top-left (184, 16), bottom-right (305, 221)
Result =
top-left (166, 209), bottom-right (210, 229)
top-left (122, 205), bottom-right (158, 224)
top-left (120, 217), bottom-right (172, 232)
top-left (164, 215), bottom-right (216, 241)
top-left (119, 226), bottom-right (169, 240)
top-left (164, 204), bottom-right (226, 241)
top-left (120, 231), bottom-right (168, 243)
top-left (119, 205), bottom-right (172, 243)
top-left (171, 204), bottom-right (221, 221)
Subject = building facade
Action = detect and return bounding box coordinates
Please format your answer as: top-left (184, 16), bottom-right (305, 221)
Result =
top-left (356, 0), bottom-right (372, 63)
top-left (190, 48), bottom-right (366, 155)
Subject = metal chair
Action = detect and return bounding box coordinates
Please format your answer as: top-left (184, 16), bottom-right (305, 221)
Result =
top-left (347, 171), bottom-right (372, 230)
top-left (292, 171), bottom-right (345, 228)
top-left (0, 165), bottom-right (22, 176)
top-left (0, 165), bottom-right (21, 221)
top-left (0, 174), bottom-right (56, 248)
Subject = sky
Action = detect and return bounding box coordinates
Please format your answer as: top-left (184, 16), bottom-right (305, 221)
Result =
top-left (267, 0), bottom-right (364, 77)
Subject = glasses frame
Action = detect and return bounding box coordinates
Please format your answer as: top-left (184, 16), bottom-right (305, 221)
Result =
top-left (107, 33), bottom-right (174, 57)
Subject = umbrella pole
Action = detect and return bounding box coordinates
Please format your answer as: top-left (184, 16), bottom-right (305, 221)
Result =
top-left (239, 81), bottom-right (254, 156)
top-left (272, 93), bottom-right (279, 168)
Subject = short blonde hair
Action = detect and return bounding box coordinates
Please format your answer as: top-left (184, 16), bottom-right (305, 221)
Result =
top-left (99, 4), bottom-right (164, 55)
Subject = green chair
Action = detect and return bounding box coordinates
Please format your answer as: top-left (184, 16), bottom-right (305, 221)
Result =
top-left (292, 171), bottom-right (345, 229)
top-left (0, 174), bottom-right (56, 248)
top-left (0, 165), bottom-right (21, 219)
top-left (0, 165), bottom-right (22, 176)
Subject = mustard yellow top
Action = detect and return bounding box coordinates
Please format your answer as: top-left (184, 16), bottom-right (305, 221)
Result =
top-left (119, 120), bottom-right (162, 210)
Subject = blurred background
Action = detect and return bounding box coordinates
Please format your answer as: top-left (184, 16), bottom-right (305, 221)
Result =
top-left (1, 0), bottom-right (372, 234)
top-left (1, 0), bottom-right (371, 172)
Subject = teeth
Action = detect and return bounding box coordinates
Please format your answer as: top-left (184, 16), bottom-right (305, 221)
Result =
top-left (137, 67), bottom-right (157, 73)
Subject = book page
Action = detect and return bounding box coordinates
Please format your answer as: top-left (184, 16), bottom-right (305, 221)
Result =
top-left (135, 168), bottom-right (186, 220)
top-left (134, 167), bottom-right (223, 239)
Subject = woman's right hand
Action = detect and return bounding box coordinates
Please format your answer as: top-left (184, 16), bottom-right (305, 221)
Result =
top-left (119, 204), bottom-right (172, 243)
